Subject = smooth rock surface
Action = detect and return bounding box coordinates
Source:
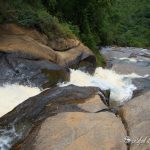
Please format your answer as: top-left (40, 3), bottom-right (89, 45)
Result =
top-left (0, 24), bottom-right (96, 71)
top-left (101, 46), bottom-right (150, 62)
top-left (0, 85), bottom-right (107, 149)
top-left (0, 34), bottom-right (57, 61)
top-left (112, 63), bottom-right (150, 76)
top-left (119, 91), bottom-right (150, 150)
top-left (13, 112), bottom-right (127, 150)
top-left (56, 43), bottom-right (96, 74)
top-left (0, 85), bottom-right (105, 126)
top-left (0, 23), bottom-right (48, 45)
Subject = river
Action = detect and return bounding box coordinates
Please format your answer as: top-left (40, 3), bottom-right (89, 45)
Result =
top-left (0, 46), bottom-right (149, 150)
top-left (0, 46), bottom-right (149, 117)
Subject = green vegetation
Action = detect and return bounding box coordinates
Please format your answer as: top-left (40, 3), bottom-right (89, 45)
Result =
top-left (47, 0), bottom-right (149, 49)
top-left (0, 0), bottom-right (149, 66)
top-left (107, 0), bottom-right (150, 48)
top-left (0, 0), bottom-right (76, 39)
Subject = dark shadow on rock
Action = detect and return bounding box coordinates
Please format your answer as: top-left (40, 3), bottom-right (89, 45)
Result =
top-left (0, 52), bottom-right (70, 88)
top-left (68, 55), bottom-right (96, 74)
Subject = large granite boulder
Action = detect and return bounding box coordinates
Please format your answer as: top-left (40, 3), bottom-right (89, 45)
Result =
top-left (0, 85), bottom-right (106, 126)
top-left (0, 34), bottom-right (57, 61)
top-left (0, 23), bottom-right (97, 86)
top-left (13, 112), bottom-right (127, 150)
top-left (0, 24), bottom-right (96, 74)
top-left (0, 85), bottom-right (108, 149)
top-left (0, 24), bottom-right (48, 45)
top-left (119, 91), bottom-right (150, 150)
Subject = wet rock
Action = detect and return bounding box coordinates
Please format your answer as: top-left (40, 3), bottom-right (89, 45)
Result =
top-left (0, 85), bottom-right (105, 126)
top-left (0, 85), bottom-right (107, 148)
top-left (13, 112), bottom-right (127, 150)
top-left (101, 46), bottom-right (150, 60)
top-left (101, 46), bottom-right (150, 67)
top-left (119, 91), bottom-right (150, 150)
top-left (132, 78), bottom-right (150, 96)
top-left (111, 60), bottom-right (150, 96)
top-left (101, 46), bottom-right (150, 96)
top-left (0, 52), bottom-right (69, 87)
top-left (112, 63), bottom-right (150, 76)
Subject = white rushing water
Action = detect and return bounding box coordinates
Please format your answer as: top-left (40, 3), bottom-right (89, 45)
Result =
top-left (0, 124), bottom-right (21, 150)
top-left (113, 57), bottom-right (145, 62)
top-left (115, 57), bottom-right (138, 62)
top-left (0, 84), bottom-right (40, 150)
top-left (60, 67), bottom-right (148, 105)
top-left (0, 84), bottom-right (41, 117)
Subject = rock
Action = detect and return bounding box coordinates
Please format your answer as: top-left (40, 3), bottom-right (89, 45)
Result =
top-left (112, 63), bottom-right (150, 94)
top-left (132, 78), bottom-right (150, 96)
top-left (56, 43), bottom-right (94, 66)
top-left (0, 85), bottom-right (107, 148)
top-left (119, 91), bottom-right (150, 150)
top-left (101, 46), bottom-right (150, 70)
top-left (0, 52), bottom-right (69, 87)
top-left (48, 38), bottom-right (80, 51)
top-left (0, 23), bottom-right (48, 45)
top-left (101, 46), bottom-right (150, 95)
top-left (77, 94), bottom-right (107, 113)
top-left (0, 24), bottom-right (96, 73)
top-left (13, 112), bottom-right (127, 150)
top-left (56, 43), bottom-right (96, 72)
top-left (0, 23), bottom-right (96, 88)
top-left (112, 63), bottom-right (150, 76)
top-left (0, 34), bottom-right (57, 61)
top-left (101, 46), bottom-right (150, 62)
top-left (0, 85), bottom-right (105, 126)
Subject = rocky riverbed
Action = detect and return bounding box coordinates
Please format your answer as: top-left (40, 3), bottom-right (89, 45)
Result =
top-left (101, 46), bottom-right (150, 95)
top-left (0, 24), bottom-right (150, 150)
top-left (101, 46), bottom-right (150, 150)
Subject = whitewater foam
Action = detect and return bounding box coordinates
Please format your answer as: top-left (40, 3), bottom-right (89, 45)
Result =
top-left (0, 124), bottom-right (21, 150)
top-left (60, 67), bottom-right (148, 104)
top-left (0, 84), bottom-right (41, 117)
top-left (118, 57), bottom-right (138, 62)
top-left (113, 57), bottom-right (145, 62)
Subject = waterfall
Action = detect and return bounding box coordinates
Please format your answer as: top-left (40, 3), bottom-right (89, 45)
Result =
top-left (60, 67), bottom-right (148, 105)
top-left (0, 84), bottom-right (40, 117)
